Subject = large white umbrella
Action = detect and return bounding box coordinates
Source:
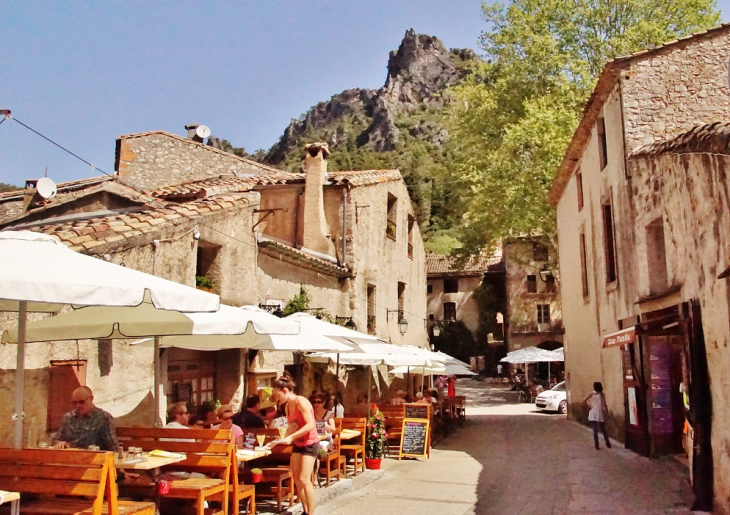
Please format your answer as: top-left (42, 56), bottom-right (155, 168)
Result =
top-left (500, 346), bottom-right (564, 383)
top-left (390, 363), bottom-right (477, 376)
top-left (0, 231), bottom-right (220, 447)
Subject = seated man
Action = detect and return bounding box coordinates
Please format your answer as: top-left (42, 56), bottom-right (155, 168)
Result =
top-left (165, 402), bottom-right (191, 429)
top-left (54, 386), bottom-right (118, 452)
top-left (232, 395), bottom-right (266, 429)
top-left (389, 390), bottom-right (406, 406)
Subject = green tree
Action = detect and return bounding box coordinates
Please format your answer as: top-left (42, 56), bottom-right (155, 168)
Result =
top-left (0, 183), bottom-right (19, 193)
top-left (446, 0), bottom-right (719, 256)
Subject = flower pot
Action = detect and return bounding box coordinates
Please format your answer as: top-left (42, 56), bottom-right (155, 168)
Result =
top-left (365, 458), bottom-right (382, 470)
top-left (251, 472), bottom-right (263, 483)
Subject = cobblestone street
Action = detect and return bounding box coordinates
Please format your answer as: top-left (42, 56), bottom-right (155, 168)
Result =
top-left (316, 379), bottom-right (698, 515)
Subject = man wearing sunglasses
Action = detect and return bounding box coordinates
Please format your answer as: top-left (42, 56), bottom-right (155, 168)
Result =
top-left (54, 386), bottom-right (118, 452)
top-left (164, 402), bottom-right (191, 429)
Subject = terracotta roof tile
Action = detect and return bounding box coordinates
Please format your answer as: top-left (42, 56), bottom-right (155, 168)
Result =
top-left (426, 254), bottom-right (503, 276)
top-left (630, 121), bottom-right (730, 158)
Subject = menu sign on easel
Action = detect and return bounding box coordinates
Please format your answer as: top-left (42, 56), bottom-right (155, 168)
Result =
top-left (399, 403), bottom-right (431, 459)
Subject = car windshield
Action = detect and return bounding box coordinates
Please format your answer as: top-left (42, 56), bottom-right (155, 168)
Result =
top-left (551, 382), bottom-right (565, 392)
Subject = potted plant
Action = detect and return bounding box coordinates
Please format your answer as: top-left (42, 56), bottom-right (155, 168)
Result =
top-left (365, 410), bottom-right (387, 469)
top-left (250, 468), bottom-right (263, 483)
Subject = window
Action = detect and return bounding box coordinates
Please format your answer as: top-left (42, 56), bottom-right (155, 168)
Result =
top-left (602, 202), bottom-right (618, 284)
top-left (597, 117), bottom-right (608, 171)
top-left (576, 170), bottom-right (584, 211)
top-left (196, 240), bottom-right (222, 292)
top-left (533, 242), bottom-right (548, 261)
top-left (397, 282), bottom-right (406, 319)
top-left (443, 302), bottom-right (456, 321)
top-left (47, 360), bottom-right (87, 432)
top-left (537, 304), bottom-right (550, 324)
top-left (580, 231), bottom-right (589, 298)
top-left (646, 217), bottom-right (668, 295)
top-left (427, 284), bottom-right (433, 294)
top-left (386, 193), bottom-right (397, 240)
top-left (167, 350), bottom-right (216, 407)
top-left (429, 313), bottom-right (435, 320)
top-left (407, 215), bottom-right (415, 258)
top-left (527, 275), bottom-right (537, 293)
top-left (444, 279), bottom-right (459, 293)
top-left (367, 284), bottom-right (376, 334)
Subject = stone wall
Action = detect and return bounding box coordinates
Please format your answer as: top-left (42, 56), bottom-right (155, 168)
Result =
top-left (629, 148), bottom-right (730, 513)
top-left (621, 28), bottom-right (730, 153)
top-left (117, 132), bottom-right (282, 192)
top-left (427, 275), bottom-right (482, 334)
top-left (503, 238), bottom-right (563, 352)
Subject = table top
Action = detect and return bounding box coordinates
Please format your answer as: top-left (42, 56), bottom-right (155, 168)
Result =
top-left (114, 452), bottom-right (186, 470)
top-left (0, 491), bottom-right (20, 505)
top-left (341, 429), bottom-right (361, 440)
top-left (237, 448), bottom-right (271, 462)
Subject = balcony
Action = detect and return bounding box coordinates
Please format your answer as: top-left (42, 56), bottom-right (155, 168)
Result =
top-left (510, 322), bottom-right (564, 335)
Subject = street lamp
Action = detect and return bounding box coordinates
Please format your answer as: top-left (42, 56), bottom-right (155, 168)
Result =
top-left (432, 324), bottom-right (441, 337)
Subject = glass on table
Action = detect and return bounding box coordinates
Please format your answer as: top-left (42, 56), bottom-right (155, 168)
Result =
top-left (277, 427), bottom-right (286, 439)
top-left (256, 434), bottom-right (266, 447)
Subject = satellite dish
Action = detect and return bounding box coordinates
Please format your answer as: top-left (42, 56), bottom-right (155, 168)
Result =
top-left (195, 125), bottom-right (211, 139)
top-left (36, 177), bottom-right (57, 199)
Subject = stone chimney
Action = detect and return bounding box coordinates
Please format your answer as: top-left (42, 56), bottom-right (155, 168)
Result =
top-left (185, 124), bottom-right (204, 143)
top-left (301, 142), bottom-right (333, 258)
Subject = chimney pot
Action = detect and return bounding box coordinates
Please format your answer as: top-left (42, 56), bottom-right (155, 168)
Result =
top-left (301, 143), bottom-right (333, 257)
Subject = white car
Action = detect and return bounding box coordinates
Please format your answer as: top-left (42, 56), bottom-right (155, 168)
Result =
top-left (535, 381), bottom-right (567, 414)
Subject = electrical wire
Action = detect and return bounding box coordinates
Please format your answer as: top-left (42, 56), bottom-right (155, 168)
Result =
top-left (10, 117), bottom-right (112, 176)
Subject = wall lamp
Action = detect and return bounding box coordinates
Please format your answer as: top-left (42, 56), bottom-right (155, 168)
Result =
top-left (387, 309), bottom-right (408, 335)
top-left (538, 266), bottom-right (553, 282)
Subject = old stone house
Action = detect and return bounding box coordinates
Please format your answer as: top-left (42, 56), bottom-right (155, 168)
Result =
top-left (425, 253), bottom-right (504, 371)
top-left (549, 24), bottom-right (730, 511)
top-left (0, 129), bottom-right (427, 446)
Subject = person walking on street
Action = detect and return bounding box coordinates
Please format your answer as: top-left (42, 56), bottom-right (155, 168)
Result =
top-left (585, 382), bottom-right (611, 449)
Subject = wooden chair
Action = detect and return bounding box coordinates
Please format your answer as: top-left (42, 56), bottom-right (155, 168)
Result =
top-left (117, 426), bottom-right (233, 515)
top-left (318, 417), bottom-right (342, 486)
top-left (244, 428), bottom-right (294, 512)
top-left (0, 448), bottom-right (154, 515)
top-left (209, 450), bottom-right (255, 515)
top-left (338, 417), bottom-right (366, 476)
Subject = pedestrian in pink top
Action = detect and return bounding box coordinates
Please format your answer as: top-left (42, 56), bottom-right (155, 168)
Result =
top-left (268, 373), bottom-right (318, 515)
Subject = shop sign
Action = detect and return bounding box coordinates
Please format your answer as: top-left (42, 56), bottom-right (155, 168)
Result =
top-left (603, 327), bottom-right (636, 348)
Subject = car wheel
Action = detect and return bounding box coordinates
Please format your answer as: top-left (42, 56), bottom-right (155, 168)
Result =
top-left (558, 400), bottom-right (567, 414)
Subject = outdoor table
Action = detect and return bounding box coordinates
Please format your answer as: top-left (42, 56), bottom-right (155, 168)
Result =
top-left (0, 490), bottom-right (20, 515)
top-left (340, 429), bottom-right (361, 441)
top-left (114, 452), bottom-right (186, 470)
top-left (237, 448), bottom-right (272, 462)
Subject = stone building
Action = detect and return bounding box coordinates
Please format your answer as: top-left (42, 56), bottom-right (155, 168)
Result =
top-left (503, 237), bottom-right (563, 353)
top-left (0, 129), bottom-right (427, 446)
top-left (549, 24), bottom-right (730, 511)
top-left (425, 253), bottom-right (504, 370)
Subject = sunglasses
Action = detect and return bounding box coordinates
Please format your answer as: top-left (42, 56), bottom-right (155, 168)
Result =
top-left (178, 411), bottom-right (189, 416)
top-left (312, 400), bottom-right (324, 404)
top-left (220, 415), bottom-right (233, 421)
top-left (71, 399), bottom-right (88, 405)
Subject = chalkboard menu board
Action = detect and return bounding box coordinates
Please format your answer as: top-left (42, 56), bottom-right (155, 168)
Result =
top-left (404, 403), bottom-right (430, 420)
top-left (399, 419), bottom-right (429, 458)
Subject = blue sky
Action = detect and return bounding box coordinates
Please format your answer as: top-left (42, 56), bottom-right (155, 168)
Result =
top-left (1, 1), bottom-right (729, 186)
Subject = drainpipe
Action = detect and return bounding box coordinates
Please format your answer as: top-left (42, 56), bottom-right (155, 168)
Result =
top-left (341, 187), bottom-right (348, 268)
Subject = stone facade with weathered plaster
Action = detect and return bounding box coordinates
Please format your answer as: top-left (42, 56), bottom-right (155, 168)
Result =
top-left (503, 238), bottom-right (563, 353)
top-left (552, 27), bottom-right (730, 512)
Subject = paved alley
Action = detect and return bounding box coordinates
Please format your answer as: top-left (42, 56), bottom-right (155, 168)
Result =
top-left (316, 379), bottom-right (696, 515)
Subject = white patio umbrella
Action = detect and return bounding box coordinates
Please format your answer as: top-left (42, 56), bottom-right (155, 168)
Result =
top-left (500, 346), bottom-right (564, 383)
top-left (0, 230), bottom-right (220, 447)
top-left (390, 363), bottom-right (477, 376)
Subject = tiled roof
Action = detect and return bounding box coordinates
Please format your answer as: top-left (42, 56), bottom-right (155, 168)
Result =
top-left (148, 169), bottom-right (402, 199)
top-left (630, 121), bottom-right (730, 158)
top-left (117, 130), bottom-right (287, 176)
top-left (426, 254), bottom-right (503, 276)
top-left (3, 194), bottom-right (252, 253)
top-left (257, 237), bottom-right (353, 279)
top-left (548, 22), bottom-right (730, 206)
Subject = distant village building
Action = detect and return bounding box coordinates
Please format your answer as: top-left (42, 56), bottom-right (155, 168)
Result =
top-left (550, 25), bottom-right (730, 511)
top-left (0, 129), bottom-right (428, 447)
top-left (503, 237), bottom-right (563, 354)
top-left (425, 253), bottom-right (504, 371)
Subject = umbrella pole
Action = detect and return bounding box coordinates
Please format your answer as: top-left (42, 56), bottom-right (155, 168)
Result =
top-left (154, 336), bottom-right (161, 427)
top-left (406, 366), bottom-right (410, 400)
top-left (14, 301), bottom-right (27, 449)
top-left (336, 353), bottom-right (340, 394)
top-left (367, 366), bottom-right (372, 419)
top-left (548, 362), bottom-right (551, 383)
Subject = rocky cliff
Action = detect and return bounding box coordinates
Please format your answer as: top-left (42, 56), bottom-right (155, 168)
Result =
top-left (264, 30), bottom-right (478, 169)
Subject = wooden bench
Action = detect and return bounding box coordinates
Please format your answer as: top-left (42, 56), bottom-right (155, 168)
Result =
top-left (116, 427), bottom-right (233, 515)
top-left (379, 405), bottom-right (405, 419)
top-left (0, 448), bottom-right (154, 515)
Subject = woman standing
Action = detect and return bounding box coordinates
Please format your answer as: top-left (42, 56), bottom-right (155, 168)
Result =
top-left (269, 374), bottom-right (319, 515)
top-left (584, 382), bottom-right (611, 449)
